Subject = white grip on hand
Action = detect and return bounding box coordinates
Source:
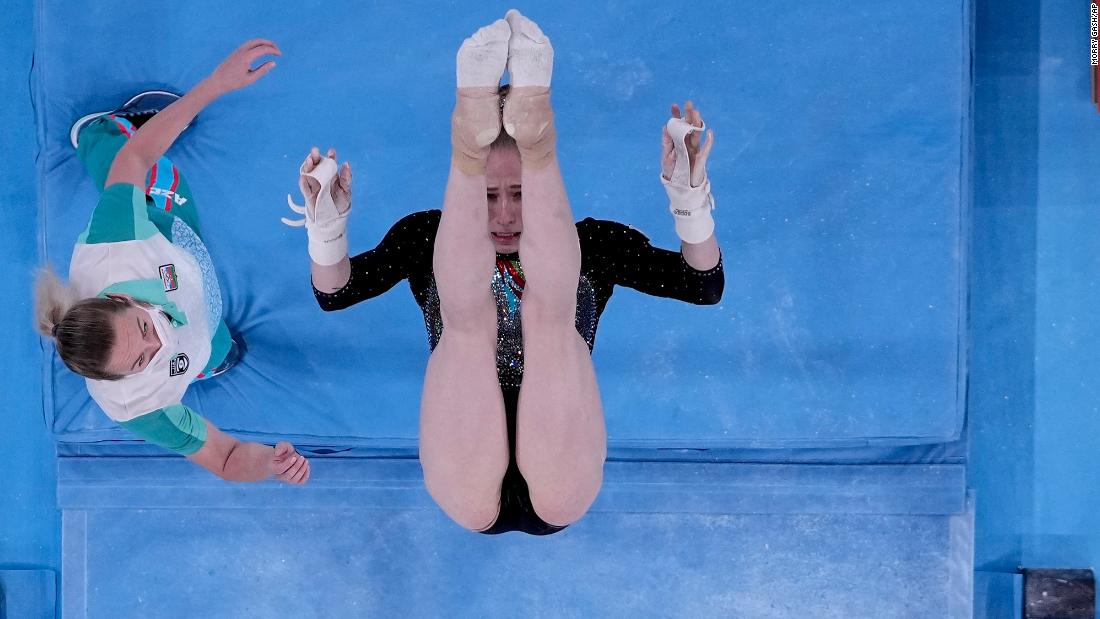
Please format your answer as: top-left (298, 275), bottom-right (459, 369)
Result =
top-left (661, 117), bottom-right (715, 244)
top-left (282, 156), bottom-right (349, 266)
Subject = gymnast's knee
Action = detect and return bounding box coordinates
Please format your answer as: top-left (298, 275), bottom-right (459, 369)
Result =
top-left (450, 502), bottom-right (502, 533)
top-left (427, 484), bottom-right (502, 532)
top-left (526, 476), bottom-right (602, 527)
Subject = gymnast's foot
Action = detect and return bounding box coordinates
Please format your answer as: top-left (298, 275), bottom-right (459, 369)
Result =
top-left (452, 18), bottom-right (510, 175)
top-left (502, 9), bottom-right (555, 168)
top-left (457, 18), bottom-right (510, 90)
top-left (505, 9), bottom-right (553, 89)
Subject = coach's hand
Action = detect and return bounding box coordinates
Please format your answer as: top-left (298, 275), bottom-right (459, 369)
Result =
top-left (205, 39), bottom-right (281, 95)
top-left (271, 441), bottom-right (311, 485)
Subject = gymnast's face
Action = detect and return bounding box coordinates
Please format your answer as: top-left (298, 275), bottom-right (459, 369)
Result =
top-left (485, 144), bottom-right (523, 254)
top-left (104, 298), bottom-right (163, 377)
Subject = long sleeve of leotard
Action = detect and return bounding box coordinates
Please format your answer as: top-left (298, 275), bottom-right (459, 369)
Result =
top-left (313, 210), bottom-right (440, 311)
top-left (577, 218), bottom-right (724, 305)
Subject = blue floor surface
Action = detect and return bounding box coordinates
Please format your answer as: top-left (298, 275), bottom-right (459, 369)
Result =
top-left (0, 0), bottom-right (61, 605)
top-left (0, 569), bottom-right (56, 619)
top-left (24, 0), bottom-right (980, 617)
top-left (968, 2), bottom-right (1100, 615)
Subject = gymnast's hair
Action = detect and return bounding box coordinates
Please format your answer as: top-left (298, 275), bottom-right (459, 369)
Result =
top-left (33, 267), bottom-right (126, 381)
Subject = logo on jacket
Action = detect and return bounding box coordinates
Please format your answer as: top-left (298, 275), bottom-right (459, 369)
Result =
top-left (159, 264), bottom-right (178, 292)
top-left (148, 187), bottom-right (189, 207)
top-left (169, 353), bottom-right (189, 376)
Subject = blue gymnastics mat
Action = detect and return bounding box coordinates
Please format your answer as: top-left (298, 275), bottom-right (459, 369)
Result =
top-left (35, 0), bottom-right (971, 451)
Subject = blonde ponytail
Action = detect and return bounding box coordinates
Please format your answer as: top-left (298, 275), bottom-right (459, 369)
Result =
top-left (33, 266), bottom-right (127, 380)
top-left (33, 267), bottom-right (77, 338)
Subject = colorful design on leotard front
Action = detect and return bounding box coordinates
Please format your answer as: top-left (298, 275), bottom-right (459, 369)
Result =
top-left (420, 255), bottom-right (598, 389)
top-left (496, 257), bottom-right (525, 313)
top-left (491, 258), bottom-right (526, 384)
top-left (489, 259), bottom-right (596, 388)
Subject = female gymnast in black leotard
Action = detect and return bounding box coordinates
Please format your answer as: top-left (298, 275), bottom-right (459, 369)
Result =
top-left (286, 11), bottom-right (721, 535)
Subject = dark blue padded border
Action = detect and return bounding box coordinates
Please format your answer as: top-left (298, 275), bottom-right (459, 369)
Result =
top-left (56, 435), bottom-right (968, 465)
top-left (57, 457), bottom-right (967, 516)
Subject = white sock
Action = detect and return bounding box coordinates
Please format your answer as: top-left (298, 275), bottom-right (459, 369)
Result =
top-left (456, 19), bottom-right (511, 89)
top-left (505, 9), bottom-right (553, 88)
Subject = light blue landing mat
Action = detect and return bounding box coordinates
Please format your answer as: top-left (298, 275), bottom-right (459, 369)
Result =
top-left (59, 459), bottom-right (974, 618)
top-left (36, 0), bottom-right (971, 450)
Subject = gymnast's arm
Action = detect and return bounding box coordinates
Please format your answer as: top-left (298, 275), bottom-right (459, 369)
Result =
top-left (312, 210), bottom-right (440, 311)
top-left (293, 146), bottom-right (430, 306)
top-left (578, 101), bottom-right (725, 303)
top-left (301, 146), bottom-right (355, 294)
top-left (680, 229), bottom-right (720, 271)
top-left (580, 219), bottom-right (724, 304)
top-left (105, 39), bottom-right (280, 188)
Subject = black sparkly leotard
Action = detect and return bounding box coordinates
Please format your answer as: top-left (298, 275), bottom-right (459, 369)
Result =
top-left (314, 210), bottom-right (724, 535)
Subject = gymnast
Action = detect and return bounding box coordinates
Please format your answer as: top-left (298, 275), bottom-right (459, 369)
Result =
top-left (35, 40), bottom-right (310, 485)
top-left (287, 11), bottom-right (722, 533)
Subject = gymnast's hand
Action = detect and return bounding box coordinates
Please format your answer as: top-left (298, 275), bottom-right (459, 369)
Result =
top-left (661, 101), bottom-right (717, 245)
top-left (271, 441), bottom-right (311, 485)
top-left (298, 147), bottom-right (352, 215)
top-left (204, 38), bottom-right (281, 95)
top-left (661, 100), bottom-right (715, 188)
top-left (284, 146), bottom-right (352, 266)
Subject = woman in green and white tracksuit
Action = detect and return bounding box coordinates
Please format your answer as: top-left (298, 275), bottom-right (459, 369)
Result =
top-left (35, 39), bottom-right (309, 485)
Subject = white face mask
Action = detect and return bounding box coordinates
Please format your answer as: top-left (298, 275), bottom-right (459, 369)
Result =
top-left (139, 305), bottom-right (172, 373)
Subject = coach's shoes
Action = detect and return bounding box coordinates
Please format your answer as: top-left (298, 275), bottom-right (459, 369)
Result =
top-left (70, 90), bottom-right (185, 148)
top-left (200, 337), bottom-right (245, 380)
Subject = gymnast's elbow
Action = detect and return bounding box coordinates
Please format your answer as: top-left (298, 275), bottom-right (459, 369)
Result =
top-left (314, 295), bottom-right (350, 312)
top-left (696, 276), bottom-right (725, 306)
top-left (312, 286), bottom-right (354, 312)
top-left (699, 288), bottom-right (724, 306)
